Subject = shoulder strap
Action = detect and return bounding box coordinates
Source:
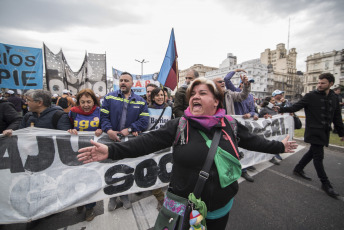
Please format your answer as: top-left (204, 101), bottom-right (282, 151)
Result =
top-left (224, 115), bottom-right (237, 138)
top-left (149, 107), bottom-right (166, 130)
top-left (193, 128), bottom-right (222, 198)
top-left (52, 110), bottom-right (66, 129)
top-left (173, 116), bottom-right (187, 145)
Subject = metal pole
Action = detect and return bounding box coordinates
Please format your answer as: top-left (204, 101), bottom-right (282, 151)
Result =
top-left (135, 59), bottom-right (149, 75)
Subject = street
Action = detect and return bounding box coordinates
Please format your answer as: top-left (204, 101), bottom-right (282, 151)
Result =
top-left (1, 141), bottom-right (343, 230)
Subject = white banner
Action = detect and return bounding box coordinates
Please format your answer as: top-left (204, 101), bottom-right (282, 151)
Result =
top-left (0, 114), bottom-right (294, 224)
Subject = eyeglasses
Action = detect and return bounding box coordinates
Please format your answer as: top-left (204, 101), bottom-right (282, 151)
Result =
top-left (26, 98), bottom-right (39, 102)
top-left (185, 77), bottom-right (194, 80)
top-left (216, 80), bottom-right (224, 83)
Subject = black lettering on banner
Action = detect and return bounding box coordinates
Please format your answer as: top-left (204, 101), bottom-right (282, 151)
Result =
top-left (244, 121), bottom-right (253, 133)
top-left (270, 118), bottom-right (282, 136)
top-left (22, 71), bottom-right (37, 86)
top-left (103, 164), bottom-right (134, 195)
top-left (57, 168), bottom-right (102, 206)
top-left (279, 117), bottom-right (286, 135)
top-left (13, 70), bottom-right (20, 85)
top-left (251, 121), bottom-right (266, 136)
top-left (10, 174), bottom-right (57, 217)
top-left (25, 56), bottom-right (35, 66)
top-left (24, 136), bottom-right (55, 172)
top-left (0, 69), bottom-right (11, 84)
top-left (262, 119), bottom-right (272, 138)
top-left (0, 136), bottom-right (25, 173)
top-left (135, 159), bottom-right (158, 188)
top-left (0, 53), bottom-right (8, 65)
top-left (56, 135), bottom-right (93, 166)
top-left (9, 54), bottom-right (23, 66)
top-left (158, 153), bottom-right (172, 183)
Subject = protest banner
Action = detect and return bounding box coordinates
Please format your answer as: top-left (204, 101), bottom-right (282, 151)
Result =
top-left (0, 43), bottom-right (43, 90)
top-left (112, 68), bottom-right (160, 95)
top-left (0, 114), bottom-right (294, 223)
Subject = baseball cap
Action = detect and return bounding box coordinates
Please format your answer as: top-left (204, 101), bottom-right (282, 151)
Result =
top-left (53, 94), bottom-right (58, 97)
top-left (7, 90), bottom-right (15, 95)
top-left (62, 89), bottom-right (70, 94)
top-left (272, 90), bottom-right (284, 97)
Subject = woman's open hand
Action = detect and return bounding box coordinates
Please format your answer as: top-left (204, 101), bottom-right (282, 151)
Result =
top-left (282, 135), bottom-right (298, 153)
top-left (77, 139), bottom-right (109, 164)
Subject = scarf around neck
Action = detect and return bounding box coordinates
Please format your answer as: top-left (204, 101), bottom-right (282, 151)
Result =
top-left (70, 105), bottom-right (97, 115)
top-left (184, 107), bottom-right (226, 130)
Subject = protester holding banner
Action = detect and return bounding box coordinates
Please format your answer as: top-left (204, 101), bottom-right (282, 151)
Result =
top-left (68, 89), bottom-right (102, 137)
top-left (259, 96), bottom-right (282, 165)
top-left (19, 90), bottom-right (72, 130)
top-left (147, 87), bottom-right (173, 210)
top-left (66, 89), bottom-right (102, 221)
top-left (100, 71), bottom-right (149, 211)
top-left (0, 97), bottom-right (22, 136)
top-left (78, 77), bottom-right (297, 229)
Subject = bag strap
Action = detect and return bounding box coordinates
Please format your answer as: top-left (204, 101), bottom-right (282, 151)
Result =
top-left (52, 110), bottom-right (66, 129)
top-left (193, 128), bottom-right (222, 198)
top-left (149, 107), bottom-right (166, 130)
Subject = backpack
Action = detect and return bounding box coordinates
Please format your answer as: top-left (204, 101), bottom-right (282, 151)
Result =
top-left (174, 115), bottom-right (238, 146)
top-left (57, 97), bottom-right (69, 109)
top-left (24, 110), bottom-right (66, 129)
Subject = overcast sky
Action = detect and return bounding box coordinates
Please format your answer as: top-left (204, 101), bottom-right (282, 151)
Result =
top-left (1, 0), bottom-right (343, 76)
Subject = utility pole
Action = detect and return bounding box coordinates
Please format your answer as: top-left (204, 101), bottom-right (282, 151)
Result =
top-left (135, 59), bottom-right (149, 75)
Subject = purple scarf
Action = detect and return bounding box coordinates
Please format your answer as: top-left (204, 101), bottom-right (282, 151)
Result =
top-left (184, 107), bottom-right (226, 130)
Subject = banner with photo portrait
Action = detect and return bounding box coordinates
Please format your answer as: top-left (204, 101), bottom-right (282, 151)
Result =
top-left (0, 43), bottom-right (43, 90)
top-left (112, 68), bottom-right (160, 95)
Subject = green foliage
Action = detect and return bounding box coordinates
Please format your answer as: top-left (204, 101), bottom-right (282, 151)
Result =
top-left (294, 128), bottom-right (344, 146)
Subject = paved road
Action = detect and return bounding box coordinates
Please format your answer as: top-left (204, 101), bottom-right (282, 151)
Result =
top-left (1, 143), bottom-right (343, 230)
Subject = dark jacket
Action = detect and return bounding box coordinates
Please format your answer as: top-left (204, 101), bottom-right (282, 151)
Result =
top-left (279, 89), bottom-right (344, 146)
top-left (0, 100), bottom-right (22, 133)
top-left (108, 117), bottom-right (284, 212)
top-left (19, 106), bottom-right (71, 130)
top-left (259, 106), bottom-right (278, 118)
top-left (7, 95), bottom-right (24, 112)
top-left (172, 85), bottom-right (188, 117)
top-left (100, 90), bottom-right (149, 133)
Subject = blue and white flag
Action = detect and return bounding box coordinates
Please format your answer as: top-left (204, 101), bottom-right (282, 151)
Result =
top-left (0, 43), bottom-right (43, 89)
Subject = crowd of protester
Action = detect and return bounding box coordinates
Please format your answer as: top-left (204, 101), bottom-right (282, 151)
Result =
top-left (0, 70), bottom-right (343, 229)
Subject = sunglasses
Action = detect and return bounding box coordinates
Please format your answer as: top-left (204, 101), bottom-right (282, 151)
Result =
top-left (185, 77), bottom-right (194, 80)
top-left (216, 80), bottom-right (224, 83)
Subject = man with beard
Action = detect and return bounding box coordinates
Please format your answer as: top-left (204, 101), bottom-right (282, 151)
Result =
top-left (278, 73), bottom-right (344, 198)
top-left (100, 71), bottom-right (149, 210)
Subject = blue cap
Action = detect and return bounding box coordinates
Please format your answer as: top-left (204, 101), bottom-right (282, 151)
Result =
top-left (272, 90), bottom-right (284, 97)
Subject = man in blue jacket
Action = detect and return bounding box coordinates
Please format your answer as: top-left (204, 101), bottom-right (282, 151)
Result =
top-left (101, 71), bottom-right (149, 210)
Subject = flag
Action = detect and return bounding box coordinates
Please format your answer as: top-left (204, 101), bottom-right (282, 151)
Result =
top-left (157, 28), bottom-right (178, 90)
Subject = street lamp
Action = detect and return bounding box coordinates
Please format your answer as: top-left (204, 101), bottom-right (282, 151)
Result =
top-left (135, 59), bottom-right (149, 75)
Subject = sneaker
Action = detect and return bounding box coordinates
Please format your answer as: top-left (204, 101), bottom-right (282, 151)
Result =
top-left (269, 157), bottom-right (280, 165)
top-left (85, 208), bottom-right (95, 221)
top-left (76, 206), bottom-right (84, 213)
top-left (247, 166), bottom-right (256, 171)
top-left (119, 195), bottom-right (132, 209)
top-left (275, 154), bottom-right (283, 161)
top-left (108, 197), bottom-right (118, 211)
top-left (241, 171), bottom-right (254, 182)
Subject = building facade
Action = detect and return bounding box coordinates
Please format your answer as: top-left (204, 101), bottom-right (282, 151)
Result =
top-left (205, 56), bottom-right (274, 99)
top-left (260, 43), bottom-right (299, 99)
top-left (178, 64), bottom-right (218, 87)
top-left (304, 49), bottom-right (344, 94)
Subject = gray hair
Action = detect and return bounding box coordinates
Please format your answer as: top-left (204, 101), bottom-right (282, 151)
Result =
top-left (25, 90), bottom-right (52, 107)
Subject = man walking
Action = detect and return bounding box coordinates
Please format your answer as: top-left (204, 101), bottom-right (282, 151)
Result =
top-left (279, 73), bottom-right (344, 198)
top-left (101, 72), bottom-right (149, 210)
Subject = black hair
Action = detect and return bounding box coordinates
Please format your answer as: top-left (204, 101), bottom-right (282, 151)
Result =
top-left (319, 73), bottom-right (335, 83)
